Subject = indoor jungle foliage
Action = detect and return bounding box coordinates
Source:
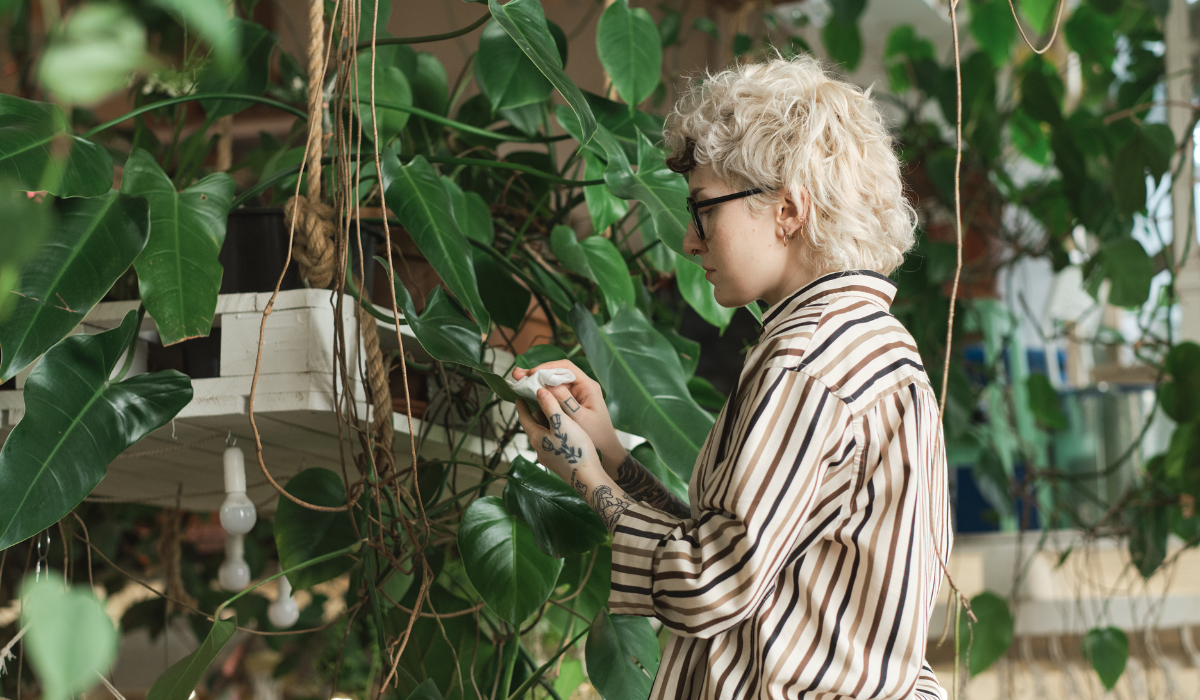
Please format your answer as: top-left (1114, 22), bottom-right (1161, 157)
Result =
top-left (0, 0), bottom-right (1197, 696)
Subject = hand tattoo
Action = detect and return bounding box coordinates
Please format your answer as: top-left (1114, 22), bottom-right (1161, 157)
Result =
top-left (614, 452), bottom-right (691, 520)
top-left (540, 412), bottom-right (584, 463)
top-left (591, 485), bottom-right (634, 531)
top-left (564, 396), bottom-right (581, 413)
top-left (570, 468), bottom-right (588, 499)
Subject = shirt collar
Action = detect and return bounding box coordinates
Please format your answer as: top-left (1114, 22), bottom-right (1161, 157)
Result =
top-left (757, 270), bottom-right (899, 339)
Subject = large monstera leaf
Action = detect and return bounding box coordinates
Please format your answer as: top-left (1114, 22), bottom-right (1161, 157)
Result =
top-left (121, 149), bottom-right (233, 345)
top-left (502, 455), bottom-right (608, 558)
top-left (0, 191), bottom-right (149, 382)
top-left (570, 303), bottom-right (712, 480)
top-left (0, 311), bottom-right (193, 549)
top-left (0, 95), bottom-right (113, 197)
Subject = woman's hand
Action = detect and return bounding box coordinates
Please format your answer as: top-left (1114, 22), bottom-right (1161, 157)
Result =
top-left (515, 388), bottom-right (603, 485)
top-left (510, 360), bottom-right (627, 471)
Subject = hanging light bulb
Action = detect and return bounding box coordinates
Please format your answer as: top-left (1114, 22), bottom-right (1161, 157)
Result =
top-left (219, 440), bottom-right (256, 535)
top-left (218, 533), bottom-right (250, 591)
top-left (268, 571), bottom-right (300, 628)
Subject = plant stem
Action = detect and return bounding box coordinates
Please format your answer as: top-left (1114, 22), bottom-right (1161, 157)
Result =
top-left (505, 627), bottom-right (589, 700)
top-left (499, 630), bottom-right (521, 700)
top-left (214, 539), bottom-right (365, 619)
top-left (354, 14), bottom-right (490, 50)
top-left (81, 94), bottom-right (308, 139)
top-left (350, 98), bottom-right (569, 144)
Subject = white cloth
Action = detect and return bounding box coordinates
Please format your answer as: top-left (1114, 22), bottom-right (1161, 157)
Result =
top-left (505, 368), bottom-right (577, 401)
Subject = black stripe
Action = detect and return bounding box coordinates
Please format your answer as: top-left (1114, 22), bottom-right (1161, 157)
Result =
top-left (843, 357), bottom-right (926, 403)
top-left (797, 310), bottom-right (890, 370)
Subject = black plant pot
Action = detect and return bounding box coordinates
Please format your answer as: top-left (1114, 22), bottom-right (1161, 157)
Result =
top-left (220, 208), bottom-right (305, 293)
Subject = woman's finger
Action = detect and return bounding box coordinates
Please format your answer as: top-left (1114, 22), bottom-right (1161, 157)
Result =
top-left (514, 395), bottom-right (542, 433)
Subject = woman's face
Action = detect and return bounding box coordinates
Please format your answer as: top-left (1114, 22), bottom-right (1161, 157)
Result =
top-left (682, 164), bottom-right (814, 308)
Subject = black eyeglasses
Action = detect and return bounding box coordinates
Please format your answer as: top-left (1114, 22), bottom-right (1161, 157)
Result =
top-left (686, 188), bottom-right (764, 242)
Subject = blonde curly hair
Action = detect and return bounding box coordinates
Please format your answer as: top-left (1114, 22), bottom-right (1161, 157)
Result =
top-left (664, 54), bottom-right (917, 276)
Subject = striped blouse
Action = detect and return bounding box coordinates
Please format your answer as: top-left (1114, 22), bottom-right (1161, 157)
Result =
top-left (607, 270), bottom-right (953, 700)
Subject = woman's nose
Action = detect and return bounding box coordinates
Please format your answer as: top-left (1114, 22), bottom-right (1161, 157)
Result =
top-left (682, 219), bottom-right (706, 256)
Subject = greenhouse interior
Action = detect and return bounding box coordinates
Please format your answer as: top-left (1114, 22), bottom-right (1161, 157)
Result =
top-left (2, 0), bottom-right (1200, 698)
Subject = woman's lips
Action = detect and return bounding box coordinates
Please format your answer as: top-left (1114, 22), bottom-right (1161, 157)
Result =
top-left (704, 268), bottom-right (715, 279)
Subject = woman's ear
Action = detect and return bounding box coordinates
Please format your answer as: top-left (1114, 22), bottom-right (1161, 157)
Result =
top-left (776, 185), bottom-right (807, 237)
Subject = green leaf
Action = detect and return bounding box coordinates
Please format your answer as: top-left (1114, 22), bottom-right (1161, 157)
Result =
top-left (585, 609), bottom-right (660, 700)
top-left (381, 152), bottom-right (490, 331)
top-left (1020, 63), bottom-right (1063, 125)
top-left (553, 545), bottom-right (612, 622)
top-left (969, 0), bottom-right (1014, 67)
top-left (488, 0), bottom-right (597, 144)
top-left (553, 658), bottom-right (587, 700)
top-left (458, 496), bottom-right (563, 625)
top-left (657, 6), bottom-right (682, 47)
top-left (1084, 237), bottom-right (1153, 308)
top-left (411, 52), bottom-right (450, 115)
top-left (273, 468), bottom-right (359, 590)
top-left (379, 256), bottom-right (485, 369)
top-left (355, 47), bottom-right (414, 145)
top-left (654, 323), bottom-right (699, 377)
top-left (1114, 123), bottom-right (1175, 215)
top-left (1018, 0), bottom-right (1057, 33)
top-left (37, 4), bottom-right (149, 106)
top-left (596, 0), bottom-right (663, 108)
top-left (580, 236), bottom-right (635, 319)
top-left (502, 455), bottom-right (608, 558)
top-left (821, 20), bottom-right (862, 72)
top-left (0, 191), bottom-right (148, 383)
top-left (732, 32), bottom-right (752, 57)
top-left (550, 225), bottom-right (596, 278)
top-left (675, 252), bottom-right (734, 333)
top-left (405, 680), bottom-right (444, 700)
top-left (570, 302), bottom-right (713, 480)
top-left (596, 128), bottom-right (689, 256)
top-left (121, 149), bottom-right (233, 345)
top-left (583, 151), bottom-right (627, 237)
top-left (150, 0), bottom-right (238, 67)
top-left (687, 374), bottom-right (725, 412)
top-left (1082, 626), bottom-right (1128, 690)
top-left (0, 95), bottom-right (114, 197)
top-left (882, 25), bottom-right (935, 94)
top-left (0, 311), bottom-right (192, 549)
top-left (1164, 422), bottom-right (1200, 498)
top-left (20, 578), bottom-right (119, 700)
top-left (443, 177), bottom-right (494, 245)
top-left (1129, 502), bottom-right (1168, 578)
top-left (388, 584), bottom-right (496, 699)
top-left (1159, 342), bottom-right (1200, 423)
top-left (1025, 373), bottom-right (1065, 430)
top-left (195, 19), bottom-right (278, 118)
top-left (475, 19), bottom-right (553, 111)
top-left (0, 188), bottom-right (52, 322)
top-left (692, 16), bottom-right (718, 40)
top-left (472, 248), bottom-right (529, 331)
top-left (958, 590), bottom-right (1012, 676)
top-left (146, 618), bottom-right (237, 700)
top-left (1009, 108), bottom-right (1048, 164)
top-left (516, 344), bottom-right (569, 368)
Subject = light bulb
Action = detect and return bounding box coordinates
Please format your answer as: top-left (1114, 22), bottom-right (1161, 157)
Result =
top-left (268, 573), bottom-right (300, 628)
top-left (219, 445), bottom-right (256, 535)
top-left (218, 533), bottom-right (250, 591)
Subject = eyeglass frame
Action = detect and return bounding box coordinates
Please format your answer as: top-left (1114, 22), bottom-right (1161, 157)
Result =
top-left (686, 188), bottom-right (765, 242)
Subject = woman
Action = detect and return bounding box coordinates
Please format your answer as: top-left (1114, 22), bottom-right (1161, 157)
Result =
top-left (513, 54), bottom-right (952, 700)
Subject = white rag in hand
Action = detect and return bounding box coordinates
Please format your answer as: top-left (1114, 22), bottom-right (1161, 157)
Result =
top-left (505, 368), bottom-right (577, 401)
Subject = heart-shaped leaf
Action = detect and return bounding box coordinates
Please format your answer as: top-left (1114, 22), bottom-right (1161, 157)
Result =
top-left (195, 19), bottom-right (278, 118)
top-left (570, 302), bottom-right (712, 480)
top-left (380, 151), bottom-right (490, 332)
top-left (273, 468), bottom-right (360, 590)
top-left (579, 236), bottom-right (635, 319)
top-left (582, 151), bottom-right (627, 236)
top-left (502, 455), bottom-right (608, 558)
top-left (146, 617), bottom-right (237, 700)
top-left (1082, 626), bottom-right (1128, 691)
top-left (0, 310), bottom-right (193, 549)
top-left (457, 496), bottom-right (562, 626)
top-left (377, 256), bottom-right (484, 369)
top-left (472, 248), bottom-right (529, 331)
top-left (0, 191), bottom-right (149, 382)
top-left (475, 19), bottom-right (553, 111)
top-left (1160, 342), bottom-right (1200, 423)
top-left (355, 46), bottom-right (414, 145)
top-left (0, 95), bottom-right (113, 197)
top-left (37, 4), bottom-right (150, 106)
top-left (488, 0), bottom-right (596, 144)
top-left (20, 578), bottom-right (119, 700)
top-left (957, 590), bottom-right (1013, 676)
top-left (596, 0), bottom-right (662, 108)
top-left (121, 148), bottom-right (233, 345)
top-left (443, 177), bottom-right (494, 245)
top-left (585, 609), bottom-right (660, 700)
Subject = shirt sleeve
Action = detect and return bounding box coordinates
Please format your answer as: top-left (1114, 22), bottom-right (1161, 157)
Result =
top-left (607, 365), bottom-right (853, 638)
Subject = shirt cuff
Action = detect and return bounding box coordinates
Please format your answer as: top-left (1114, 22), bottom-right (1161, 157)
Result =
top-left (607, 501), bottom-right (681, 616)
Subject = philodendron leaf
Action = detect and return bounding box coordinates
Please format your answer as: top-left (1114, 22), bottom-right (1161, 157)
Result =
top-left (273, 468), bottom-right (359, 590)
top-left (121, 148), bottom-right (233, 345)
top-left (585, 609), bottom-right (660, 700)
top-left (675, 251), bottom-right (734, 333)
top-left (570, 302), bottom-right (713, 480)
top-left (0, 191), bottom-right (149, 382)
top-left (405, 680), bottom-right (444, 700)
top-left (475, 19), bottom-right (553, 111)
top-left (195, 18), bottom-right (278, 118)
top-left (20, 578), bottom-right (119, 700)
top-left (355, 46), bottom-right (414, 145)
top-left (146, 618), bottom-right (237, 700)
top-left (0, 188), bottom-right (52, 322)
top-left (1082, 626), bottom-right (1128, 691)
top-left (457, 496), bottom-right (562, 626)
top-left (0, 310), bottom-right (193, 549)
top-left (0, 95), bottom-right (113, 197)
top-left (472, 248), bottom-right (529, 331)
top-left (488, 0), bottom-right (596, 144)
top-left (582, 150), bottom-right (627, 236)
top-left (502, 455), bottom-right (608, 558)
top-left (595, 128), bottom-right (689, 256)
top-left (580, 236), bottom-right (636, 320)
top-left (380, 150), bottom-right (491, 332)
top-left (596, 0), bottom-right (662, 108)
top-left (377, 256), bottom-right (485, 369)
top-left (550, 225), bottom-right (595, 279)
top-left (957, 590), bottom-right (1013, 676)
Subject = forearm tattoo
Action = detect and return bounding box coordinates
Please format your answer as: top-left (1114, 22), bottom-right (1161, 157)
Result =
top-left (614, 452), bottom-right (691, 520)
top-left (540, 412), bottom-right (584, 464)
top-left (591, 485), bottom-right (634, 532)
top-left (570, 468), bottom-right (587, 500)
